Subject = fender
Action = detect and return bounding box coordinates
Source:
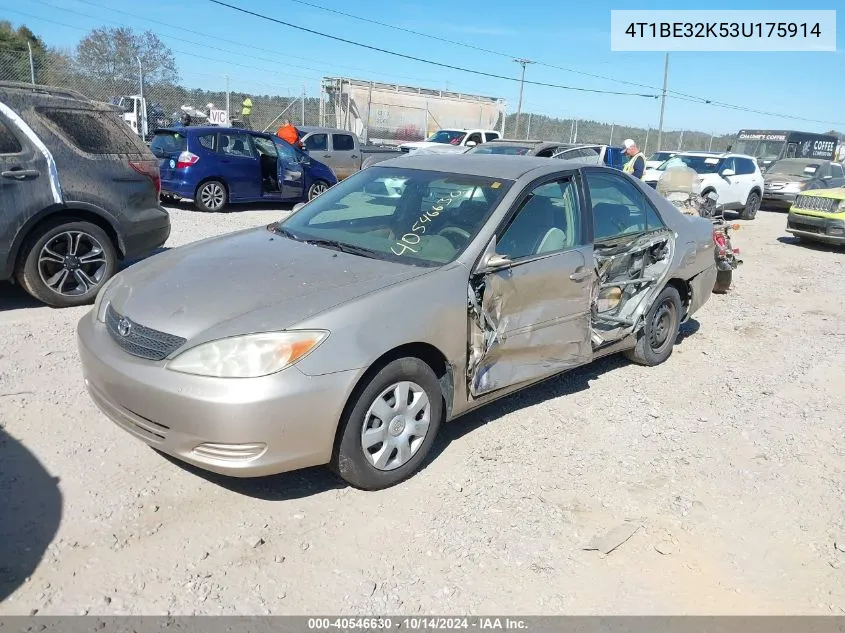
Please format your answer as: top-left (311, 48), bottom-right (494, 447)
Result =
top-left (4, 202), bottom-right (126, 279)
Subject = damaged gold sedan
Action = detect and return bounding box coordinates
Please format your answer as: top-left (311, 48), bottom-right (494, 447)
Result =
top-left (79, 153), bottom-right (717, 490)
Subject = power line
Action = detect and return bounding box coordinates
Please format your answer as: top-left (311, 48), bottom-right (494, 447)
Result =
top-left (204, 0), bottom-right (660, 99)
top-left (278, 0), bottom-right (845, 127)
top-left (68, 0), bottom-right (447, 87)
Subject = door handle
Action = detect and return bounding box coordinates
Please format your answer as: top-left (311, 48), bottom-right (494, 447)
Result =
top-left (2, 168), bottom-right (40, 180)
top-left (323, 154), bottom-right (332, 158)
top-left (351, 154), bottom-right (358, 158)
top-left (569, 269), bottom-right (592, 282)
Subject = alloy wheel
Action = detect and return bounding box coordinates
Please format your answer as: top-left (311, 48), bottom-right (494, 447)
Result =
top-left (200, 183), bottom-right (225, 210)
top-left (37, 231), bottom-right (108, 297)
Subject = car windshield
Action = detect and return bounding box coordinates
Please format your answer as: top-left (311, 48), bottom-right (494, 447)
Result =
top-left (649, 152), bottom-right (673, 162)
top-left (468, 144), bottom-right (531, 155)
top-left (658, 155), bottom-right (723, 174)
top-left (426, 130), bottom-right (466, 145)
top-left (766, 159), bottom-right (820, 178)
top-left (276, 166), bottom-right (512, 266)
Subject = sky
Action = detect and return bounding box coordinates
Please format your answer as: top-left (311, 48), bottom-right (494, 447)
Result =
top-left (2, 0), bottom-right (844, 135)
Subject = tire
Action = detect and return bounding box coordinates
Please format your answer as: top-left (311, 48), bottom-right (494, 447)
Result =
top-left (332, 357), bottom-right (444, 490)
top-left (739, 191), bottom-right (761, 220)
top-left (195, 180), bottom-right (228, 212)
top-left (624, 285), bottom-right (682, 367)
top-left (307, 180), bottom-right (330, 201)
top-left (713, 269), bottom-right (732, 294)
top-left (15, 219), bottom-right (118, 308)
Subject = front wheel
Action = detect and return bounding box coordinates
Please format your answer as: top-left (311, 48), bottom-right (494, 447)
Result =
top-left (624, 285), bottom-right (682, 366)
top-left (713, 269), bottom-right (732, 294)
top-left (16, 220), bottom-right (118, 308)
top-left (739, 191), bottom-right (760, 220)
top-left (307, 180), bottom-right (330, 201)
top-left (195, 180), bottom-right (228, 212)
top-left (332, 358), bottom-right (443, 490)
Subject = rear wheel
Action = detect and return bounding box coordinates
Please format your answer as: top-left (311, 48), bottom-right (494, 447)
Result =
top-left (195, 180), bottom-right (228, 212)
top-left (308, 180), bottom-right (329, 201)
top-left (624, 286), bottom-right (682, 366)
top-left (16, 220), bottom-right (117, 308)
top-left (332, 357), bottom-right (443, 490)
top-left (713, 269), bottom-right (732, 294)
top-left (739, 191), bottom-right (760, 220)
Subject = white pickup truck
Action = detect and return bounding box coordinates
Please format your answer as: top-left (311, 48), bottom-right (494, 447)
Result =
top-left (398, 128), bottom-right (501, 154)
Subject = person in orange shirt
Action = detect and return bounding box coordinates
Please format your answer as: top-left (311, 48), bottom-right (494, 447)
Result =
top-left (276, 120), bottom-right (301, 148)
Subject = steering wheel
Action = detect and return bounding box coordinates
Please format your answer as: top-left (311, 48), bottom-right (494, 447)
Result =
top-left (438, 226), bottom-right (471, 247)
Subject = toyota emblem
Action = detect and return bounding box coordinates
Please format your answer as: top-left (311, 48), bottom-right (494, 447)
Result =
top-left (117, 317), bottom-right (132, 337)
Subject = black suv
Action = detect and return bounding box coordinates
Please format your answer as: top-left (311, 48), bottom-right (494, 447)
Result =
top-left (0, 82), bottom-right (170, 307)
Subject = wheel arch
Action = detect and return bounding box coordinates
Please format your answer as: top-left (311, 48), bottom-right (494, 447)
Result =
top-left (331, 342), bottom-right (454, 455)
top-left (665, 277), bottom-right (691, 318)
top-left (194, 177), bottom-right (230, 200)
top-left (7, 204), bottom-right (124, 277)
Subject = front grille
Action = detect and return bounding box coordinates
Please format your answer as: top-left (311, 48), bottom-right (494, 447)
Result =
top-left (788, 219), bottom-right (822, 234)
top-left (793, 194), bottom-right (839, 213)
top-left (105, 304), bottom-right (186, 361)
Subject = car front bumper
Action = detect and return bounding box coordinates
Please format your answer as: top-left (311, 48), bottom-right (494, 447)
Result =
top-left (77, 315), bottom-right (358, 477)
top-left (762, 190), bottom-right (799, 207)
top-left (786, 212), bottom-right (845, 245)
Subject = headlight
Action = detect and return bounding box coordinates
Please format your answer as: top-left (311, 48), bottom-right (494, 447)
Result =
top-left (92, 274), bottom-right (119, 323)
top-left (839, 200), bottom-right (845, 212)
top-left (167, 330), bottom-right (328, 378)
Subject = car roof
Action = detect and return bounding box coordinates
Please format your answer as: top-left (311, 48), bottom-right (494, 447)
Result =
top-left (677, 151), bottom-right (755, 159)
top-left (156, 126), bottom-right (262, 135)
top-left (298, 126), bottom-right (352, 135)
top-left (373, 153), bottom-right (593, 179)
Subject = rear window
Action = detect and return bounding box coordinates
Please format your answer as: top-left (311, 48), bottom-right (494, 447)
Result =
top-left (151, 132), bottom-right (188, 157)
top-left (37, 108), bottom-right (144, 154)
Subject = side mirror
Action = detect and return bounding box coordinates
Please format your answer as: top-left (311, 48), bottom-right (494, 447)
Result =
top-left (480, 252), bottom-right (511, 272)
top-left (466, 141), bottom-right (477, 147)
top-left (720, 168), bottom-right (736, 177)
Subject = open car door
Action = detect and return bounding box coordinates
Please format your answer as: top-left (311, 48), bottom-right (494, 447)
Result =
top-left (467, 176), bottom-right (594, 397)
top-left (271, 136), bottom-right (305, 200)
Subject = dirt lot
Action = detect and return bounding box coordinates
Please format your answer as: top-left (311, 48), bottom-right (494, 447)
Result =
top-left (2, 203), bottom-right (845, 615)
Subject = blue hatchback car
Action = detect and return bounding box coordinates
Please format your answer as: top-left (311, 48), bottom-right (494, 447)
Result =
top-left (150, 126), bottom-right (337, 212)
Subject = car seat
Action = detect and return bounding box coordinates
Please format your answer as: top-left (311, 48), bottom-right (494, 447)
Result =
top-left (500, 195), bottom-right (567, 258)
top-left (232, 139), bottom-right (247, 155)
top-left (592, 202), bottom-right (631, 240)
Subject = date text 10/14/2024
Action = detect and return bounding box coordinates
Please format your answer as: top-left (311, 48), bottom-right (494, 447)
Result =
top-left (307, 617), bottom-right (529, 630)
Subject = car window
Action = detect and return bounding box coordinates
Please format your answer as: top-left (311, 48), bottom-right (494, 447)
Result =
top-left (252, 135), bottom-right (278, 157)
top-left (0, 118), bottom-right (22, 154)
top-left (332, 134), bottom-right (354, 151)
top-left (535, 148), bottom-right (556, 158)
top-left (485, 132), bottom-right (500, 142)
top-left (272, 137), bottom-right (299, 162)
top-left (735, 158), bottom-right (756, 175)
top-left (218, 132), bottom-right (254, 158)
top-left (37, 108), bottom-right (143, 154)
top-left (832, 163), bottom-right (845, 179)
top-left (150, 131), bottom-right (187, 158)
top-left (469, 144), bottom-right (530, 155)
top-left (497, 179), bottom-right (582, 260)
top-left (466, 132), bottom-right (483, 144)
top-left (279, 166), bottom-right (512, 265)
top-left (304, 133), bottom-right (328, 152)
top-left (198, 134), bottom-right (215, 151)
top-left (585, 171), bottom-right (665, 242)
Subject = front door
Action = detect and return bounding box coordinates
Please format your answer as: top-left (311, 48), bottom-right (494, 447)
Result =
top-left (271, 137), bottom-right (305, 200)
top-left (329, 133), bottom-right (357, 180)
top-left (216, 131), bottom-right (261, 200)
top-left (0, 104), bottom-right (60, 274)
top-left (468, 176), bottom-right (593, 397)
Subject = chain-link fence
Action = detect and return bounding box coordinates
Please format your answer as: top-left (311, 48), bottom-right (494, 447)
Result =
top-left (0, 47), bottom-right (734, 153)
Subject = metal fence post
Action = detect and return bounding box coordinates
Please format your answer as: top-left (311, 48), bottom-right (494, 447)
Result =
top-left (137, 56), bottom-right (147, 139)
top-left (364, 81), bottom-right (373, 145)
top-left (609, 124), bottom-right (614, 145)
top-left (301, 84), bottom-right (305, 126)
top-left (27, 42), bottom-right (35, 85)
top-left (225, 75), bottom-right (230, 122)
top-left (526, 112), bottom-right (532, 139)
top-left (644, 127), bottom-right (650, 155)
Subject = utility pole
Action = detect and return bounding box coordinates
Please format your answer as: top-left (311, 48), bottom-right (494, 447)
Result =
top-left (27, 41), bottom-right (35, 84)
top-left (513, 58), bottom-right (533, 138)
top-left (656, 53), bottom-right (669, 151)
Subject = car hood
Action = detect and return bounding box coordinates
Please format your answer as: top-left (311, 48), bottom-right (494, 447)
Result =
top-left (797, 186), bottom-right (845, 199)
top-left (764, 174), bottom-right (810, 184)
top-left (399, 141), bottom-right (457, 151)
top-left (104, 227), bottom-right (431, 343)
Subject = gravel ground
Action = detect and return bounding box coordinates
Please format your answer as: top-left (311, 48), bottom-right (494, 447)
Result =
top-left (2, 202), bottom-right (845, 615)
